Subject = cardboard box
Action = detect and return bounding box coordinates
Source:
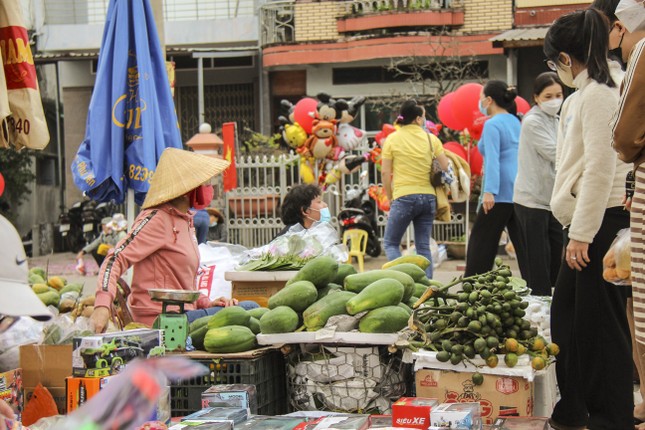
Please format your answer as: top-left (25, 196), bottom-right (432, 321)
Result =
top-left (392, 397), bottom-right (439, 429)
top-left (430, 402), bottom-right (481, 429)
top-left (20, 344), bottom-right (73, 414)
top-left (71, 329), bottom-right (163, 377)
top-left (201, 384), bottom-right (257, 412)
top-left (225, 271), bottom-right (296, 307)
top-left (415, 369), bottom-right (533, 425)
top-left (66, 376), bottom-right (111, 413)
top-left (0, 368), bottom-right (22, 422)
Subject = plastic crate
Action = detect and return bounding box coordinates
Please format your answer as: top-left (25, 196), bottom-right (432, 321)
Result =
top-left (286, 344), bottom-right (411, 414)
top-left (170, 350), bottom-right (287, 417)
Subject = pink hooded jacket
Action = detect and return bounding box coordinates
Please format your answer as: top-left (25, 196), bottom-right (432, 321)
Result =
top-left (94, 203), bottom-right (211, 326)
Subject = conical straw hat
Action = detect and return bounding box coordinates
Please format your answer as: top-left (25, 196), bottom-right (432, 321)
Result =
top-left (142, 148), bottom-right (230, 209)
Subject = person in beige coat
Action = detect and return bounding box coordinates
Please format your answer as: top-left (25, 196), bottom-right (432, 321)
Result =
top-left (544, 8), bottom-right (632, 430)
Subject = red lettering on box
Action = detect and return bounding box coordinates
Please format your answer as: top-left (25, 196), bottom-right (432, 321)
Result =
top-left (496, 377), bottom-right (519, 395)
top-left (420, 374), bottom-right (438, 387)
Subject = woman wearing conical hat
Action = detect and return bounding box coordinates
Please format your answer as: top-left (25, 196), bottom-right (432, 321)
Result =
top-left (89, 148), bottom-right (255, 333)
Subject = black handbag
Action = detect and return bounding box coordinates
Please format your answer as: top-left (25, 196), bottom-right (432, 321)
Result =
top-left (428, 135), bottom-right (443, 187)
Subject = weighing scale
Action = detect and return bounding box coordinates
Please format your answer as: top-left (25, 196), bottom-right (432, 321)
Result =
top-left (149, 289), bottom-right (200, 352)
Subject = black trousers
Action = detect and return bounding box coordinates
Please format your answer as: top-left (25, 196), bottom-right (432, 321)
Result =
top-left (551, 207), bottom-right (632, 429)
top-left (465, 203), bottom-right (528, 279)
top-left (514, 203), bottom-right (563, 296)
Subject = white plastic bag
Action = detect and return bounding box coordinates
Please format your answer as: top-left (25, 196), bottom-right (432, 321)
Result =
top-left (603, 228), bottom-right (631, 286)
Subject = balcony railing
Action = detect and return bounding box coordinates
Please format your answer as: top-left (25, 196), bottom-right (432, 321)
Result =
top-left (260, 0), bottom-right (295, 45)
top-left (44, 0), bottom-right (259, 26)
top-left (339, 0), bottom-right (464, 16)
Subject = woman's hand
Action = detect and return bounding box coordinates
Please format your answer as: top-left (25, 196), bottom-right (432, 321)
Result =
top-left (90, 307), bottom-right (111, 333)
top-left (0, 399), bottom-right (15, 430)
top-left (623, 194), bottom-right (632, 211)
top-left (566, 239), bottom-right (590, 271)
top-left (210, 297), bottom-right (239, 308)
top-left (482, 193), bottom-right (495, 214)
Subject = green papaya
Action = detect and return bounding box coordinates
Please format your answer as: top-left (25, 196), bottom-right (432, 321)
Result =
top-left (247, 307), bottom-right (270, 320)
top-left (259, 306), bottom-right (299, 334)
top-left (387, 263), bottom-right (427, 283)
top-left (346, 278), bottom-right (404, 315)
top-left (303, 291), bottom-right (356, 331)
top-left (332, 264), bottom-right (357, 285)
top-left (317, 283), bottom-right (343, 299)
top-left (344, 270), bottom-right (415, 300)
top-left (287, 256), bottom-right (339, 289)
top-left (207, 306), bottom-right (250, 329)
top-left (204, 326), bottom-right (257, 353)
top-left (268, 280), bottom-right (318, 312)
top-left (248, 317), bottom-right (261, 334)
top-left (359, 306), bottom-right (410, 333)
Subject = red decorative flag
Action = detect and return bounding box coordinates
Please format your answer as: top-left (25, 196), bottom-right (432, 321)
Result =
top-left (221, 122), bottom-right (237, 192)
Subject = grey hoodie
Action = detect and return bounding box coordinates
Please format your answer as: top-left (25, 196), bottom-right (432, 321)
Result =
top-left (514, 105), bottom-right (559, 210)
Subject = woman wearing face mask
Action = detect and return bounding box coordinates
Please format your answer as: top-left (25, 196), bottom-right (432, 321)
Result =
top-left (544, 9), bottom-right (632, 430)
top-left (512, 72), bottom-right (564, 296)
top-left (277, 184), bottom-right (330, 237)
top-left (206, 208), bottom-right (228, 243)
top-left (595, 1), bottom-right (645, 425)
top-left (89, 148), bottom-right (243, 333)
top-left (381, 99), bottom-right (450, 278)
top-left (464, 81), bottom-right (528, 279)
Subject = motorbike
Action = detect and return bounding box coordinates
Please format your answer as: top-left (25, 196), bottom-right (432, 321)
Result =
top-left (337, 183), bottom-right (382, 258)
top-left (81, 200), bottom-right (99, 246)
top-left (58, 201), bottom-right (85, 252)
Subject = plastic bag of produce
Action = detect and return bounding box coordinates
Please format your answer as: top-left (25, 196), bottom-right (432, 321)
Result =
top-left (603, 228), bottom-right (631, 286)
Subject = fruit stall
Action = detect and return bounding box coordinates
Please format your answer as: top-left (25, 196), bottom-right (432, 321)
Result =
top-left (1, 254), bottom-right (559, 429)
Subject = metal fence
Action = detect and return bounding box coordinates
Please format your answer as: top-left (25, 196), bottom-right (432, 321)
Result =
top-left (44, 0), bottom-right (258, 25)
top-left (221, 147), bottom-right (466, 251)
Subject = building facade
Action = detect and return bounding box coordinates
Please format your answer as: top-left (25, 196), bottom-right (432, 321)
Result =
top-left (19, 0), bottom-right (590, 248)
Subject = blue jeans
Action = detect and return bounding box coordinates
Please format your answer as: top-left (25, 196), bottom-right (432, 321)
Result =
top-left (185, 301), bottom-right (259, 324)
top-left (384, 194), bottom-right (437, 278)
top-left (193, 209), bottom-right (210, 244)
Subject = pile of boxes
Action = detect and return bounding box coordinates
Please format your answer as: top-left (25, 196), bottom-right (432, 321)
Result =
top-left (18, 329), bottom-right (163, 416)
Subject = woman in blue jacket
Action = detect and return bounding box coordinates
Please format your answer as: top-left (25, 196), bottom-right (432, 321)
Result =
top-left (465, 80), bottom-right (527, 278)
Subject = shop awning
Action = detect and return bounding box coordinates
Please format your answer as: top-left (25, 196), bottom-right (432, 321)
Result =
top-left (490, 26), bottom-right (550, 49)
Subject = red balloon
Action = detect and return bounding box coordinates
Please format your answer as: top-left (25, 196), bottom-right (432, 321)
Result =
top-left (443, 141), bottom-right (467, 160)
top-left (437, 93), bottom-right (463, 131)
top-left (0, 173), bottom-right (4, 198)
top-left (293, 97), bottom-right (318, 134)
top-left (469, 113), bottom-right (488, 141)
top-left (452, 83), bottom-right (483, 133)
top-left (516, 96), bottom-right (530, 115)
top-left (469, 146), bottom-right (484, 176)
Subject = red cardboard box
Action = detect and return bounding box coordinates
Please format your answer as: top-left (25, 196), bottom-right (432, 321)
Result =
top-left (0, 368), bottom-right (23, 422)
top-left (392, 397), bottom-right (440, 429)
top-left (415, 369), bottom-right (533, 424)
top-left (66, 376), bottom-right (111, 413)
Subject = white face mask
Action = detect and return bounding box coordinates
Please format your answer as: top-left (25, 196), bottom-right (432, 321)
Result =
top-left (539, 98), bottom-right (563, 116)
top-left (616, 0), bottom-right (645, 32)
top-left (556, 63), bottom-right (576, 89)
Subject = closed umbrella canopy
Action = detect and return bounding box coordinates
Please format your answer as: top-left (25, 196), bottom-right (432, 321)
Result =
top-left (0, 0), bottom-right (50, 150)
top-left (72, 0), bottom-right (182, 204)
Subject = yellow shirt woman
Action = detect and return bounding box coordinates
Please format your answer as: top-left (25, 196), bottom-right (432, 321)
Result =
top-left (382, 124), bottom-right (445, 201)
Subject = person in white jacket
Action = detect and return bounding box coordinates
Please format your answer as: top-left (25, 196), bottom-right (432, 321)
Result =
top-left (544, 8), bottom-right (632, 430)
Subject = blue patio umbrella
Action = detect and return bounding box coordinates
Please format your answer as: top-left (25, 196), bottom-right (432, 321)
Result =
top-left (71, 0), bottom-right (182, 205)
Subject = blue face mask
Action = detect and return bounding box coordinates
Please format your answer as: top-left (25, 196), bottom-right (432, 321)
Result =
top-left (478, 99), bottom-right (488, 116)
top-left (310, 206), bottom-right (331, 224)
top-left (209, 221), bottom-right (218, 227)
top-left (318, 207), bottom-right (332, 223)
